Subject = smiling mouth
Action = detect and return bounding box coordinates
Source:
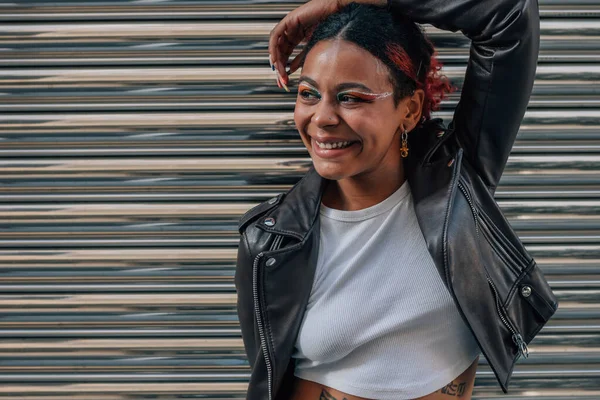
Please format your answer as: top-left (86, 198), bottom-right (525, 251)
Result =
top-left (314, 140), bottom-right (359, 149)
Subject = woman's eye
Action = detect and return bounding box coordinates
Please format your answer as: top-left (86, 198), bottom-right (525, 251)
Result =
top-left (299, 90), bottom-right (319, 100)
top-left (338, 94), bottom-right (363, 103)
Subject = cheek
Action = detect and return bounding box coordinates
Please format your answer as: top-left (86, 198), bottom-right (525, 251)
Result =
top-left (342, 109), bottom-right (397, 146)
top-left (294, 104), bottom-right (311, 133)
top-left (341, 110), bottom-right (379, 137)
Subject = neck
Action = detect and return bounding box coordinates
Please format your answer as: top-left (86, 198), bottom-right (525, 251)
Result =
top-left (321, 161), bottom-right (406, 211)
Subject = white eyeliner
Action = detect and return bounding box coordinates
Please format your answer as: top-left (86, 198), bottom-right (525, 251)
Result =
top-left (299, 82), bottom-right (392, 100)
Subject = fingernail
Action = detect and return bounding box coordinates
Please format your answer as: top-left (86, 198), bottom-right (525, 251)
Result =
top-left (269, 54), bottom-right (274, 71)
top-left (276, 70), bottom-right (289, 92)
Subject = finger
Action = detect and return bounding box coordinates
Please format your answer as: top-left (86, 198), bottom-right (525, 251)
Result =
top-left (279, 22), bottom-right (306, 61)
top-left (280, 29), bottom-right (299, 54)
top-left (268, 18), bottom-right (290, 71)
top-left (284, 14), bottom-right (308, 45)
top-left (276, 69), bottom-right (289, 92)
top-left (274, 25), bottom-right (301, 83)
top-left (269, 14), bottom-right (309, 86)
top-left (275, 35), bottom-right (290, 84)
top-left (278, 39), bottom-right (299, 77)
top-left (288, 46), bottom-right (308, 75)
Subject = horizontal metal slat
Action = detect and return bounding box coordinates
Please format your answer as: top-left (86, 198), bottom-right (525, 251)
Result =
top-left (1, 0), bottom-right (598, 398)
top-left (1, 0), bottom-right (599, 21)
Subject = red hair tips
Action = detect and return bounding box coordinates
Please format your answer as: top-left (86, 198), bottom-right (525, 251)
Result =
top-left (385, 43), bottom-right (456, 120)
top-left (385, 43), bottom-right (417, 81)
top-left (423, 50), bottom-right (456, 120)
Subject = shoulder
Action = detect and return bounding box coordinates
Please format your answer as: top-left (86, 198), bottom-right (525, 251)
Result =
top-left (237, 165), bottom-right (317, 234)
top-left (237, 192), bottom-right (285, 234)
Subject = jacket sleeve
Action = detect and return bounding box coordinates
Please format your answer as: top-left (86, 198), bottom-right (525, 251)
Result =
top-left (234, 232), bottom-right (259, 370)
top-left (388, 0), bottom-right (540, 192)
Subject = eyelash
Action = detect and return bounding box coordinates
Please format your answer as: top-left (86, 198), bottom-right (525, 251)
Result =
top-left (298, 90), bottom-right (366, 103)
top-left (339, 93), bottom-right (364, 103)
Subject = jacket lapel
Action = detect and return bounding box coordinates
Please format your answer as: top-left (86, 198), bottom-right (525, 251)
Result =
top-left (255, 165), bottom-right (326, 397)
top-left (256, 162), bottom-right (328, 240)
top-left (404, 140), bottom-right (462, 291)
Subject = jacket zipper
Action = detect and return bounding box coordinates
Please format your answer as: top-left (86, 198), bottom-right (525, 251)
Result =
top-left (457, 180), bottom-right (529, 359)
top-left (251, 234), bottom-right (284, 400)
top-left (488, 276), bottom-right (529, 358)
top-left (252, 251), bottom-right (272, 400)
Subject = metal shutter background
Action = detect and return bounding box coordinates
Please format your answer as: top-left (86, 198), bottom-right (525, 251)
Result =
top-left (1, 0), bottom-right (598, 398)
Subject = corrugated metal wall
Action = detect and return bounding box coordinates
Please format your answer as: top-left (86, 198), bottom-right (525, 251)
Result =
top-left (1, 0), bottom-right (598, 398)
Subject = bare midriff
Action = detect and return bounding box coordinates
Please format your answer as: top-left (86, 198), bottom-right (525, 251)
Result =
top-left (288, 356), bottom-right (479, 400)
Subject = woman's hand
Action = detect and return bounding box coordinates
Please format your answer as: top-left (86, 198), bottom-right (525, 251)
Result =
top-left (268, 0), bottom-right (386, 90)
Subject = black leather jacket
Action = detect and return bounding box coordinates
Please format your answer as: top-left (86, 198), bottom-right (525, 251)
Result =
top-left (235, 0), bottom-right (559, 398)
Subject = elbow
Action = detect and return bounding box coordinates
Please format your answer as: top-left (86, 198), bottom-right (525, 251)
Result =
top-left (477, 0), bottom-right (540, 76)
top-left (517, 0), bottom-right (540, 43)
top-left (474, 0), bottom-right (540, 45)
top-left (514, 0), bottom-right (540, 78)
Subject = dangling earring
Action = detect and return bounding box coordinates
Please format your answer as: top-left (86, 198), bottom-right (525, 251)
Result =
top-left (400, 126), bottom-right (409, 158)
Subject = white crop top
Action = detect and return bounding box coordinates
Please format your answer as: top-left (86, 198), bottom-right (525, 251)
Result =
top-left (291, 179), bottom-right (481, 399)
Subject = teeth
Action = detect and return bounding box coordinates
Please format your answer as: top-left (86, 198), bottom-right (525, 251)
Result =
top-left (315, 140), bottom-right (353, 149)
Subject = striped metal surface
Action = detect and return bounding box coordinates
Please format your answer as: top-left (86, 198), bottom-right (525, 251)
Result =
top-left (1, 0), bottom-right (599, 398)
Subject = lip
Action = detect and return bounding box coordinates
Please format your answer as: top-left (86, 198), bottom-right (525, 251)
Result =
top-left (310, 136), bottom-right (360, 158)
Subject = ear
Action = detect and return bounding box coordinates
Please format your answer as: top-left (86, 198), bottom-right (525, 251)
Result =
top-left (402, 89), bottom-right (425, 132)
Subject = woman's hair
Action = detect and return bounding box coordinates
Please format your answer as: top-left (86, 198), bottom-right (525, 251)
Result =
top-left (302, 2), bottom-right (455, 122)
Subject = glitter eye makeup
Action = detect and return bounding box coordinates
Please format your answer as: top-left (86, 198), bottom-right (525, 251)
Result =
top-left (298, 81), bottom-right (393, 103)
top-left (297, 80), bottom-right (392, 103)
top-left (298, 82), bottom-right (321, 96)
top-left (337, 90), bottom-right (393, 101)
top-left (298, 84), bottom-right (321, 102)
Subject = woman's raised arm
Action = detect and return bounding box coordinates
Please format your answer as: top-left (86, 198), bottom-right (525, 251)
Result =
top-left (385, 0), bottom-right (540, 192)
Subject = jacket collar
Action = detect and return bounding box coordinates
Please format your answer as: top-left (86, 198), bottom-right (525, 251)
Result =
top-left (256, 162), bottom-right (328, 241)
top-left (255, 118), bottom-right (449, 240)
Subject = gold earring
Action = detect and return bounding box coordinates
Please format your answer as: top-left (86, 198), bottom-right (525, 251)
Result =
top-left (400, 126), bottom-right (409, 158)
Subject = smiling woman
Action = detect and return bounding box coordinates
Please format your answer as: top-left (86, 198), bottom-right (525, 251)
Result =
top-left (291, 6), bottom-right (454, 205)
top-left (235, 0), bottom-right (553, 398)
top-left (294, 39), bottom-right (419, 197)
top-left (294, 39), bottom-right (416, 193)
top-left (285, 5), bottom-right (482, 400)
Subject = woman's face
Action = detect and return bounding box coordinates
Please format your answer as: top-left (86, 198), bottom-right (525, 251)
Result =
top-left (293, 39), bottom-right (423, 182)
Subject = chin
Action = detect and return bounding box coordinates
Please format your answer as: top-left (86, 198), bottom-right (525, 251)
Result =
top-left (312, 161), bottom-right (349, 181)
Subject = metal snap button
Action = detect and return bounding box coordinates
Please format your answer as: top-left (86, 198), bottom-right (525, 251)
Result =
top-left (521, 285), bottom-right (532, 298)
top-left (268, 197), bottom-right (278, 204)
top-left (264, 217), bottom-right (276, 227)
top-left (266, 257), bottom-right (276, 267)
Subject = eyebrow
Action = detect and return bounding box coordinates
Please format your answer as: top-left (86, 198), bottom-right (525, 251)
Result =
top-left (298, 76), bottom-right (374, 93)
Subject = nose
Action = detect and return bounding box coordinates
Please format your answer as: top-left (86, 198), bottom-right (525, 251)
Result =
top-left (312, 97), bottom-right (340, 128)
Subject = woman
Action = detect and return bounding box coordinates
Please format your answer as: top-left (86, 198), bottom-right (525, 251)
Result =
top-left (235, 0), bottom-right (558, 399)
